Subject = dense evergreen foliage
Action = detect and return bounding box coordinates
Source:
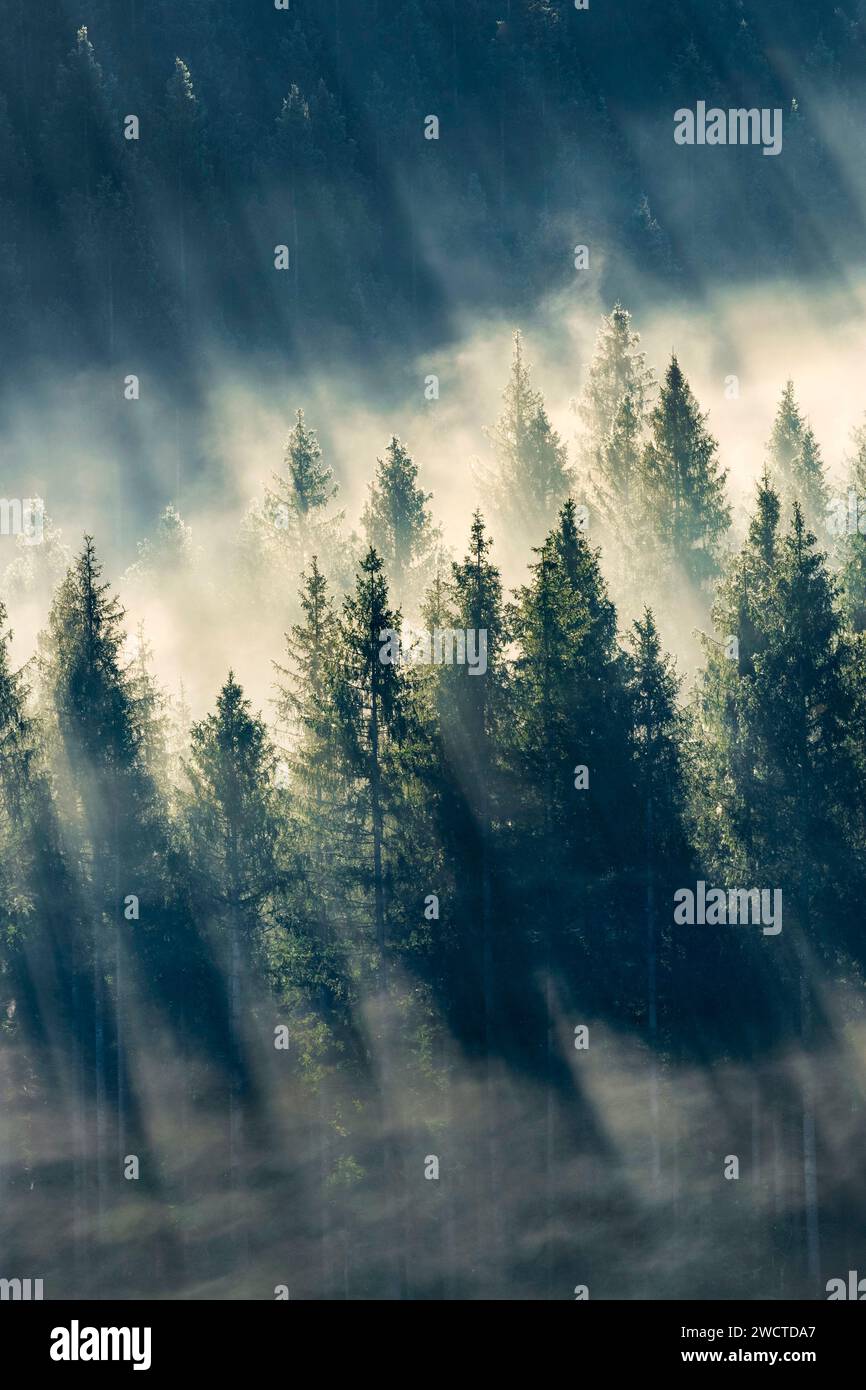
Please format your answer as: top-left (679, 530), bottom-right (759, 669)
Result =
top-left (2, 297), bottom-right (866, 1297)
top-left (3, 0), bottom-right (866, 1300)
top-left (1, 1), bottom-right (865, 387)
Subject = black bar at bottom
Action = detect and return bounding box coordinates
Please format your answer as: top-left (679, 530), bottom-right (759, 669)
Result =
top-left (0, 1299), bottom-right (861, 1376)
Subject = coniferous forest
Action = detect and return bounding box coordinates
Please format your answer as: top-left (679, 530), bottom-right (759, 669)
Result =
top-left (2, 2), bottom-right (866, 1306)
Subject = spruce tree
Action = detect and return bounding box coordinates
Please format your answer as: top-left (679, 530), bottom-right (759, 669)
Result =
top-left (437, 510), bottom-right (509, 1267)
top-left (628, 607), bottom-right (688, 870)
top-left (694, 495), bottom-right (862, 1292)
top-left (273, 556), bottom-right (346, 968)
top-left (328, 546), bottom-right (410, 1296)
top-left (159, 57), bottom-right (209, 321)
top-left (237, 412), bottom-right (346, 615)
top-left (0, 598), bottom-right (95, 1267)
top-left (422, 512), bottom-right (508, 1039)
top-left (158, 502), bottom-right (193, 562)
top-left (694, 484), bottom-right (862, 966)
top-left (1, 509), bottom-right (69, 604)
top-left (265, 410), bottom-right (344, 569)
top-left (509, 500), bottom-right (634, 984)
top-left (839, 416), bottom-right (866, 631)
top-left (40, 538), bottom-right (168, 1267)
top-left (766, 381), bottom-right (828, 533)
top-left (642, 354), bottom-right (731, 588)
top-left (124, 504), bottom-right (195, 588)
top-left (40, 537), bottom-right (185, 1038)
top-left (625, 607), bottom-right (689, 1183)
top-left (586, 381), bottom-right (653, 592)
top-left (187, 672), bottom-right (282, 1220)
top-left (483, 330), bottom-right (574, 541)
top-left (273, 555), bottom-right (363, 1292)
top-left (0, 599), bottom-right (83, 1042)
top-left (40, 537), bottom-right (156, 864)
top-left (761, 506), bottom-right (859, 902)
top-left (600, 386), bottom-right (644, 514)
top-left (46, 27), bottom-right (118, 202)
top-left (577, 302), bottom-right (654, 488)
top-left (187, 672), bottom-right (281, 951)
top-left (165, 679), bottom-right (192, 802)
top-left (329, 547), bottom-right (405, 984)
top-left (274, 86), bottom-right (313, 307)
top-left (128, 622), bottom-right (169, 785)
top-left (692, 472), bottom-right (783, 887)
top-left (278, 409), bottom-right (337, 517)
top-left (362, 436), bottom-right (440, 607)
top-left (766, 380), bottom-right (803, 503)
top-left (554, 496), bottom-right (618, 652)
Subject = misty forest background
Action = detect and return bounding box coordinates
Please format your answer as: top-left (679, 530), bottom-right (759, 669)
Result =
top-left (3, 1), bottom-right (866, 1299)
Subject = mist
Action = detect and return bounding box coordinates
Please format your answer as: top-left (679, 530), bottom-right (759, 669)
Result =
top-left (3, 1), bottom-right (866, 1308)
top-left (4, 269), bottom-right (866, 715)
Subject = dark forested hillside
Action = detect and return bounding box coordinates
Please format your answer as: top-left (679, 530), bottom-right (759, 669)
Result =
top-left (2, 1), bottom-right (866, 1307)
top-left (1, 0), bottom-right (866, 386)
